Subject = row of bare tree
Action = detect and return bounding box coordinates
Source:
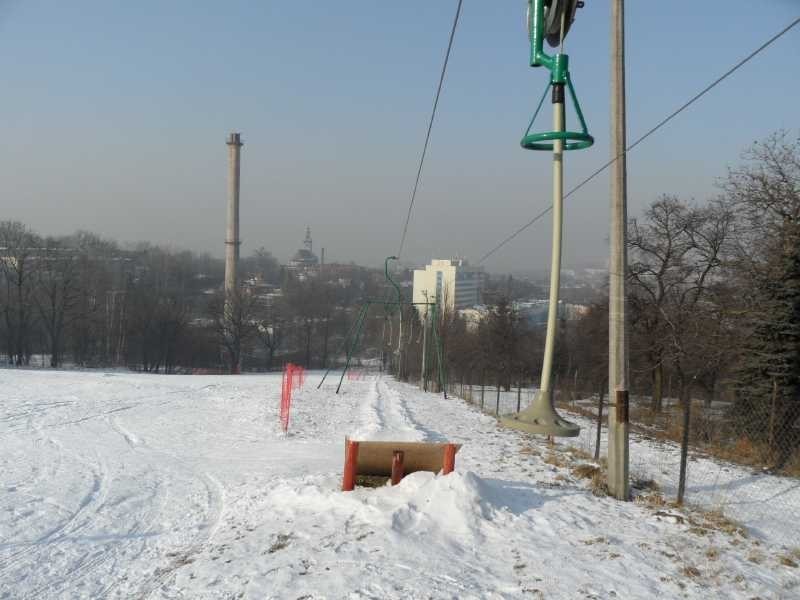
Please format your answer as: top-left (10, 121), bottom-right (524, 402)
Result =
top-left (0, 226), bottom-right (385, 372)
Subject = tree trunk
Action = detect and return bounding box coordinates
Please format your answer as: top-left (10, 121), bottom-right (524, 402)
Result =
top-left (496, 376), bottom-right (501, 416)
top-left (677, 381), bottom-right (692, 504)
top-left (321, 314), bottom-right (330, 369)
top-left (595, 386), bottom-right (605, 461)
top-left (304, 321), bottom-right (313, 368)
top-left (651, 361), bottom-right (664, 413)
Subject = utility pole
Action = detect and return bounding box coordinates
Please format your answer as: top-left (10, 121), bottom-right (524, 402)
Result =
top-left (420, 304), bottom-right (429, 391)
top-left (608, 0), bottom-right (630, 500)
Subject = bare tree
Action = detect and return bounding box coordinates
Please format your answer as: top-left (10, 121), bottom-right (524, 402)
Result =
top-left (0, 221), bottom-right (39, 365)
top-left (209, 288), bottom-right (259, 373)
top-left (256, 297), bottom-right (285, 371)
top-left (67, 232), bottom-right (119, 366)
top-left (628, 197), bottom-right (693, 412)
top-left (33, 238), bottom-right (80, 367)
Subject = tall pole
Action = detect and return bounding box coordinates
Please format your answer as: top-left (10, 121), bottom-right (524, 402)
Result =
top-left (538, 84), bottom-right (565, 403)
top-left (608, 0), bottom-right (630, 500)
top-left (420, 306), bottom-right (429, 390)
top-left (225, 132), bottom-right (243, 298)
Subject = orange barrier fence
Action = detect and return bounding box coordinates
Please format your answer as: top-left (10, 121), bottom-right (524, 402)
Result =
top-left (280, 363), bottom-right (305, 433)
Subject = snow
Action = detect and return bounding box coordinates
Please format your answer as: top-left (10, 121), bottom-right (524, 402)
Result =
top-left (1, 370), bottom-right (798, 599)
top-left (469, 388), bottom-right (800, 548)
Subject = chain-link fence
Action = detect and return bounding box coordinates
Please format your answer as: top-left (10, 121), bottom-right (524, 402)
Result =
top-left (447, 382), bottom-right (800, 548)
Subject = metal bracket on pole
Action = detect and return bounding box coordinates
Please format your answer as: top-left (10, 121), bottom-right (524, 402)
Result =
top-left (522, 0), bottom-right (593, 152)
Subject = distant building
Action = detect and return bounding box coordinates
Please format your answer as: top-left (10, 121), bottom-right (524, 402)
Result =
top-left (288, 227), bottom-right (319, 273)
top-left (514, 299), bottom-right (589, 324)
top-left (459, 305), bottom-right (489, 332)
top-left (412, 259), bottom-right (484, 314)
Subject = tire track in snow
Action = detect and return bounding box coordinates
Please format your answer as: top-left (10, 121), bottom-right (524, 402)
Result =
top-left (7, 410), bottom-right (219, 600)
top-left (2, 434), bottom-right (62, 491)
top-left (0, 449), bottom-right (109, 579)
top-left (137, 471), bottom-right (225, 599)
top-left (351, 376), bottom-right (425, 441)
top-left (99, 415), bottom-right (226, 599)
top-left (382, 380), bottom-right (450, 443)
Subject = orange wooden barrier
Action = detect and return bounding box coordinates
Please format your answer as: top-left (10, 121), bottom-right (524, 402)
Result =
top-left (342, 439), bottom-right (360, 491)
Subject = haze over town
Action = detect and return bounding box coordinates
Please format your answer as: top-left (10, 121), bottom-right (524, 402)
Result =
top-left (1, 0), bottom-right (798, 271)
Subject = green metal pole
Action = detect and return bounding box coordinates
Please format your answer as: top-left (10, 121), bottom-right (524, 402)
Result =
top-left (318, 303), bottom-right (369, 389)
top-left (385, 256), bottom-right (404, 380)
top-left (431, 299), bottom-right (447, 398)
top-left (336, 304), bottom-right (369, 394)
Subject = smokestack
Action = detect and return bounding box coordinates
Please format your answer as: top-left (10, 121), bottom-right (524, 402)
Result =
top-left (321, 247), bottom-right (325, 267)
top-left (225, 132), bottom-right (243, 297)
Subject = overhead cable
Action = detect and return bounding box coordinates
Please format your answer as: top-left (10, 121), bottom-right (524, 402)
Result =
top-left (397, 0), bottom-right (464, 259)
top-left (478, 15), bottom-right (800, 264)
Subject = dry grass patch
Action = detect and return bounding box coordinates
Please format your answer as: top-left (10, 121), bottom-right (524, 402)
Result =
top-left (747, 552), bottom-right (763, 564)
top-left (705, 547), bottom-right (720, 560)
top-left (581, 536), bottom-right (608, 545)
top-left (630, 474), bottom-right (660, 492)
top-left (779, 555), bottom-right (798, 568)
top-left (355, 475), bottom-right (389, 488)
top-left (543, 452), bottom-right (567, 468)
top-left (635, 491), bottom-right (668, 508)
top-left (700, 510), bottom-right (747, 538)
top-left (682, 565), bottom-right (701, 578)
top-left (590, 471), bottom-right (609, 497)
top-left (566, 446), bottom-right (593, 460)
top-left (571, 463), bottom-right (600, 480)
top-left (519, 445), bottom-right (541, 457)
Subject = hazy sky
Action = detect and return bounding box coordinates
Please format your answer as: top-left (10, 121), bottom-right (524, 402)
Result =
top-left (0, 1), bottom-right (798, 272)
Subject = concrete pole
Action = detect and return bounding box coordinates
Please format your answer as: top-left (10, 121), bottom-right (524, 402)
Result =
top-left (538, 87), bottom-right (565, 405)
top-left (225, 132), bottom-right (243, 298)
top-left (608, 0), bottom-right (630, 500)
top-left (420, 307), bottom-right (429, 390)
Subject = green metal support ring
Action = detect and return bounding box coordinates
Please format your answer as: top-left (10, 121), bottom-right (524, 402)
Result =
top-left (520, 73), bottom-right (594, 152)
top-left (521, 131), bottom-right (594, 151)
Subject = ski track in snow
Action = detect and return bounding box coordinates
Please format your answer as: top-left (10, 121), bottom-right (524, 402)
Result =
top-left (0, 370), bottom-right (798, 599)
top-left (0, 373), bottom-right (233, 599)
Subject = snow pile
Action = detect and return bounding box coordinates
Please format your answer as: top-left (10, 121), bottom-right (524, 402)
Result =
top-left (388, 471), bottom-right (497, 544)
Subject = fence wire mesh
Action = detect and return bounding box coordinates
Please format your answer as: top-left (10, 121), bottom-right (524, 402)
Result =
top-left (447, 381), bottom-right (800, 547)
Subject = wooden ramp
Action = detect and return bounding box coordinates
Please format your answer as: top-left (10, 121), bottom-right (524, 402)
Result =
top-left (342, 438), bottom-right (461, 491)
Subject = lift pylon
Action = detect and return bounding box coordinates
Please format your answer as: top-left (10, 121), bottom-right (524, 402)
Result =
top-left (502, 0), bottom-right (592, 438)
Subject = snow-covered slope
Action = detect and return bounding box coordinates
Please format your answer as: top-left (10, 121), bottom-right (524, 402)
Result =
top-left (1, 370), bottom-right (797, 599)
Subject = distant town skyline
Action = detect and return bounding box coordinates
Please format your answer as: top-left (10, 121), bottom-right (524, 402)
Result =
top-left (1, 1), bottom-right (798, 271)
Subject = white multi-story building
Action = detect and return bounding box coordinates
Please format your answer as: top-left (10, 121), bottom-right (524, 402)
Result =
top-left (412, 259), bottom-right (484, 315)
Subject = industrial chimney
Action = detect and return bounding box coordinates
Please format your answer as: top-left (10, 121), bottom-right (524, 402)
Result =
top-left (225, 132), bottom-right (243, 298)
